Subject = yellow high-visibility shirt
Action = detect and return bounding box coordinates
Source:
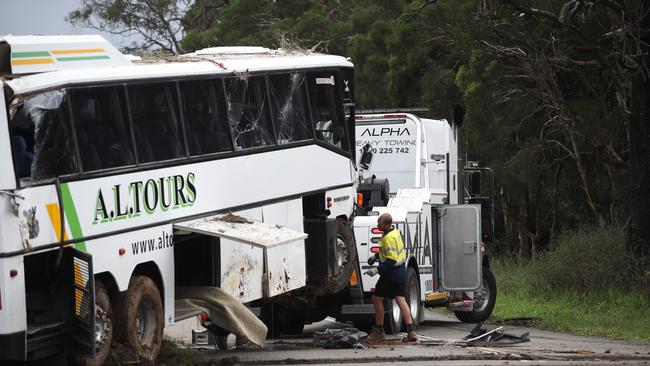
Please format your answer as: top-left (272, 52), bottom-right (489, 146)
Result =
top-left (379, 228), bottom-right (406, 265)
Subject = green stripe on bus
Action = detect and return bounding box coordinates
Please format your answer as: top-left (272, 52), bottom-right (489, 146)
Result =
top-left (11, 51), bottom-right (50, 58)
top-left (56, 55), bottom-right (110, 62)
top-left (61, 183), bottom-right (87, 252)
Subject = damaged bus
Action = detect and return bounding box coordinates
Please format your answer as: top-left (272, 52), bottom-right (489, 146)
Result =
top-left (0, 35), bottom-right (357, 363)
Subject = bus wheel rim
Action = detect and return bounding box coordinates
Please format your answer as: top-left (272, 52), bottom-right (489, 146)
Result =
top-left (95, 305), bottom-right (110, 348)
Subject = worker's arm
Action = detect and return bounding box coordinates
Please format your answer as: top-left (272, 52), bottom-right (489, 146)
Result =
top-left (378, 258), bottom-right (396, 276)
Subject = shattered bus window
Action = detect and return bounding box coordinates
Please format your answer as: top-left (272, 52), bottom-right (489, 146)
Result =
top-left (179, 79), bottom-right (233, 155)
top-left (268, 73), bottom-right (313, 144)
top-left (225, 76), bottom-right (275, 149)
top-left (70, 86), bottom-right (134, 171)
top-left (128, 83), bottom-right (183, 163)
top-left (10, 90), bottom-right (78, 180)
top-left (307, 72), bottom-right (349, 153)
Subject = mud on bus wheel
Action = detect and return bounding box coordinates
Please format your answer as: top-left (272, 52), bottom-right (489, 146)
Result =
top-left (326, 219), bottom-right (358, 293)
top-left (72, 280), bottom-right (113, 366)
top-left (114, 276), bottom-right (164, 362)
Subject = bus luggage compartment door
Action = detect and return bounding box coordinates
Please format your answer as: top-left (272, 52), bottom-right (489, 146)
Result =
top-left (174, 215), bottom-right (308, 301)
top-left (438, 205), bottom-right (481, 291)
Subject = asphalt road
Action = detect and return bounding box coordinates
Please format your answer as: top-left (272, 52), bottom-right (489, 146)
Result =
top-left (165, 309), bottom-right (650, 365)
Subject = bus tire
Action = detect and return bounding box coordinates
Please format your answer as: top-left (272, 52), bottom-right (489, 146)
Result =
top-left (404, 267), bottom-right (423, 329)
top-left (328, 220), bottom-right (358, 293)
top-left (114, 276), bottom-right (164, 362)
top-left (73, 280), bottom-right (112, 366)
top-left (454, 266), bottom-right (497, 323)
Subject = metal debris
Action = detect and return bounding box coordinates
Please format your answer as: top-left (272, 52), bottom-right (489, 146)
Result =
top-left (313, 328), bottom-right (368, 349)
top-left (463, 323), bottom-right (530, 347)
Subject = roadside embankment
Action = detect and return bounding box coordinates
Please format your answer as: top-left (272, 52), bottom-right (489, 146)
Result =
top-left (491, 226), bottom-right (650, 341)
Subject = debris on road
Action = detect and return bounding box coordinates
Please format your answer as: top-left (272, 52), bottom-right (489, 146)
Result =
top-left (463, 323), bottom-right (530, 347)
top-left (313, 328), bottom-right (368, 349)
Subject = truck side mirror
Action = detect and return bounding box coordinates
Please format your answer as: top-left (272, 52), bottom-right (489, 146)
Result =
top-left (359, 143), bottom-right (374, 170)
top-left (470, 171), bottom-right (481, 196)
top-left (453, 104), bottom-right (465, 127)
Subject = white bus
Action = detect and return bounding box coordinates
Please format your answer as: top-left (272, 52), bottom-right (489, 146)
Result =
top-left (0, 35), bottom-right (358, 363)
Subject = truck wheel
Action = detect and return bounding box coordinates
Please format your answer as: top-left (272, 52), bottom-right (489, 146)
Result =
top-left (73, 280), bottom-right (112, 366)
top-left (114, 276), bottom-right (164, 362)
top-left (327, 220), bottom-right (358, 293)
top-left (405, 267), bottom-right (424, 327)
top-left (383, 299), bottom-right (403, 334)
top-left (454, 266), bottom-right (497, 323)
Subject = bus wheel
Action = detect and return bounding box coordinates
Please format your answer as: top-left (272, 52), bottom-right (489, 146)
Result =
top-left (454, 266), bottom-right (497, 323)
top-left (115, 276), bottom-right (164, 361)
top-left (74, 280), bottom-right (112, 366)
top-left (405, 267), bottom-right (423, 328)
top-left (328, 220), bottom-right (358, 293)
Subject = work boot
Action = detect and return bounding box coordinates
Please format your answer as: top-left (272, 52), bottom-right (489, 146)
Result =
top-left (402, 324), bottom-right (417, 342)
top-left (367, 325), bottom-right (386, 342)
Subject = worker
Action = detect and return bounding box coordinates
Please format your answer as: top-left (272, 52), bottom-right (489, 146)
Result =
top-left (367, 212), bottom-right (417, 342)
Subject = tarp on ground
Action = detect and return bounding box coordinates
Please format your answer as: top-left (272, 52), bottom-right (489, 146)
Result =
top-left (176, 286), bottom-right (268, 347)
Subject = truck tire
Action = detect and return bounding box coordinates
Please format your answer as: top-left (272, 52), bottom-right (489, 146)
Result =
top-left (114, 276), bottom-right (164, 362)
top-left (454, 266), bottom-right (497, 323)
top-left (72, 280), bottom-right (112, 366)
top-left (383, 299), bottom-right (403, 334)
top-left (405, 267), bottom-right (424, 328)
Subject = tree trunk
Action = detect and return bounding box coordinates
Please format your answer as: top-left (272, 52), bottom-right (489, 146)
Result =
top-left (627, 6), bottom-right (650, 266)
top-left (628, 72), bottom-right (650, 264)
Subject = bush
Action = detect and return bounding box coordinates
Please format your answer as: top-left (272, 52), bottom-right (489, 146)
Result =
top-left (529, 226), bottom-right (634, 293)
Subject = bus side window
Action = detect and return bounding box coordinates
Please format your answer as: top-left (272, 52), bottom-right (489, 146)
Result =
top-left (268, 73), bottom-right (313, 144)
top-left (70, 87), bottom-right (134, 171)
top-left (225, 76), bottom-right (275, 149)
top-left (307, 72), bottom-right (349, 152)
top-left (179, 79), bottom-right (232, 155)
top-left (10, 89), bottom-right (78, 180)
top-left (128, 83), bottom-right (183, 163)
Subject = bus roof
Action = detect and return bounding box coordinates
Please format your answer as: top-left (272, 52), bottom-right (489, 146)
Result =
top-left (2, 35), bottom-right (353, 96)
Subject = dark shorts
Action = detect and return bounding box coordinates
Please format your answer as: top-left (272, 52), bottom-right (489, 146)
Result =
top-left (374, 276), bottom-right (407, 299)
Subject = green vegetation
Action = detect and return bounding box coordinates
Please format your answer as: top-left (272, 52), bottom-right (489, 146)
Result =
top-left (491, 227), bottom-right (650, 341)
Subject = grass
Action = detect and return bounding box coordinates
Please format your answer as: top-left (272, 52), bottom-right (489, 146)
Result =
top-left (493, 261), bottom-right (650, 341)
top-left (491, 241), bottom-right (650, 342)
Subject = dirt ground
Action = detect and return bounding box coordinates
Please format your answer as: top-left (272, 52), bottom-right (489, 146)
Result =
top-left (164, 309), bottom-right (650, 365)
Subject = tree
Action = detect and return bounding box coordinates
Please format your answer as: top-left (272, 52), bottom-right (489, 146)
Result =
top-left (67, 0), bottom-right (192, 54)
